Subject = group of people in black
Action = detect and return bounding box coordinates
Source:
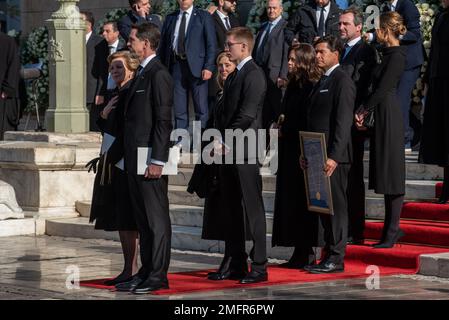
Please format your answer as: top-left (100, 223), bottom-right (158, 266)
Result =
top-left (82, 0), bottom-right (449, 293)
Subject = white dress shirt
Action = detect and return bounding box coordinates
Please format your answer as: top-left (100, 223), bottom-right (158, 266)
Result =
top-left (106, 40), bottom-right (121, 90)
top-left (109, 39), bottom-right (120, 54)
top-left (85, 31), bottom-right (92, 44)
top-left (172, 5), bottom-right (194, 53)
top-left (316, 2), bottom-right (331, 30)
top-left (257, 15), bottom-right (282, 50)
top-left (216, 9), bottom-right (231, 30)
top-left (237, 56), bottom-right (253, 71)
top-left (325, 63), bottom-right (340, 77)
top-left (391, 0), bottom-right (398, 11)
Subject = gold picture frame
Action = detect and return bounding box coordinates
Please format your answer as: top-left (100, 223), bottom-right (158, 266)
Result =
top-left (299, 131), bottom-right (334, 215)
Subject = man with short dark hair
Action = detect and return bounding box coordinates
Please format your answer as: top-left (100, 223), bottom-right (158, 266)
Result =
top-left (285, 0), bottom-right (342, 45)
top-left (339, 6), bottom-right (377, 245)
top-left (113, 22), bottom-right (174, 294)
top-left (118, 0), bottom-right (162, 43)
top-left (303, 35), bottom-right (355, 274)
top-left (81, 11), bottom-right (109, 132)
top-left (102, 21), bottom-right (127, 90)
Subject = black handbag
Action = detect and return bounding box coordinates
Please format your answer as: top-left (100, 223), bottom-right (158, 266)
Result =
top-left (362, 105), bottom-right (375, 129)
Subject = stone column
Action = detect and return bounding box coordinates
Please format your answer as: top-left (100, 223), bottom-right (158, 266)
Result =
top-left (45, 0), bottom-right (89, 133)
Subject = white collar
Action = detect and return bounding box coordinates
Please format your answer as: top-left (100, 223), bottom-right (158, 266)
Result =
top-left (180, 5), bottom-right (194, 16)
top-left (346, 36), bottom-right (362, 47)
top-left (140, 54), bottom-right (157, 69)
top-left (216, 9), bottom-right (228, 19)
top-left (325, 63), bottom-right (339, 76)
top-left (268, 15), bottom-right (282, 28)
top-left (109, 39), bottom-right (120, 48)
top-left (391, 0), bottom-right (399, 10)
top-left (320, 1), bottom-right (331, 12)
top-left (237, 56), bottom-right (252, 71)
top-left (86, 31), bottom-right (92, 43)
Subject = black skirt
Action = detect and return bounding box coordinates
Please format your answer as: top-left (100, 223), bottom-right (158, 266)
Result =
top-left (90, 163), bottom-right (137, 232)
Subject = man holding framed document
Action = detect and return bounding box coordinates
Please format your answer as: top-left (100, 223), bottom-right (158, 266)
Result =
top-left (301, 35), bottom-right (355, 274)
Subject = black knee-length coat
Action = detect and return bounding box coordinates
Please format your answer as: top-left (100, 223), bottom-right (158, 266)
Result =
top-left (365, 46), bottom-right (407, 195)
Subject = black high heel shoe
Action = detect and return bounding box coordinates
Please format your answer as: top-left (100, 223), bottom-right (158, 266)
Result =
top-left (373, 229), bottom-right (405, 249)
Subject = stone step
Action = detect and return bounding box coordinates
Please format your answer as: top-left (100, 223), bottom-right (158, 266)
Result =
top-left (44, 216), bottom-right (293, 260)
top-left (0, 218), bottom-right (45, 237)
top-left (169, 167), bottom-right (277, 191)
top-left (365, 179), bottom-right (439, 200)
top-left (419, 252), bottom-right (449, 278)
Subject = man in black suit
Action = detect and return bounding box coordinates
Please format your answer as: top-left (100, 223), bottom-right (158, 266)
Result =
top-left (208, 0), bottom-right (240, 109)
top-left (158, 0), bottom-right (217, 133)
top-left (285, 0), bottom-right (342, 45)
top-left (118, 0), bottom-right (162, 42)
top-left (112, 23), bottom-right (173, 294)
top-left (303, 36), bottom-right (355, 273)
top-left (339, 7), bottom-right (378, 245)
top-left (81, 11), bottom-right (109, 132)
top-left (253, 0), bottom-right (289, 129)
top-left (101, 21), bottom-right (127, 91)
top-left (0, 31), bottom-right (20, 140)
top-left (208, 27), bottom-right (268, 284)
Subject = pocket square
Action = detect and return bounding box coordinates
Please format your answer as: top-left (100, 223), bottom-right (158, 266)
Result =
top-left (136, 89), bottom-right (145, 93)
top-left (319, 89), bottom-right (329, 93)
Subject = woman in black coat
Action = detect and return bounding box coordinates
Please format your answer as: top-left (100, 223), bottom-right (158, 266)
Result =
top-left (419, 0), bottom-right (449, 203)
top-left (355, 12), bottom-right (407, 248)
top-left (272, 44), bottom-right (324, 268)
top-left (89, 51), bottom-right (140, 285)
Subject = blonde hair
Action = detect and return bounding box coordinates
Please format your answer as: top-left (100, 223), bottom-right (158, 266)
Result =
top-left (379, 11), bottom-right (407, 39)
top-left (107, 50), bottom-right (140, 72)
top-left (216, 51), bottom-right (236, 90)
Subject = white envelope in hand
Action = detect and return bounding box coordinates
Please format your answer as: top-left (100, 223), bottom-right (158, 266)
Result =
top-left (137, 146), bottom-right (180, 175)
top-left (101, 132), bottom-right (124, 170)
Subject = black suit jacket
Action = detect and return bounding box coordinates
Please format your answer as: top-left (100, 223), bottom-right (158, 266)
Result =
top-left (109, 57), bottom-right (173, 175)
top-left (118, 10), bottom-right (162, 43)
top-left (394, 0), bottom-right (424, 70)
top-left (340, 40), bottom-right (378, 109)
top-left (212, 11), bottom-right (240, 54)
top-left (86, 34), bottom-right (109, 103)
top-left (285, 0), bottom-right (341, 45)
top-left (253, 18), bottom-right (289, 82)
top-left (216, 59), bottom-right (267, 161)
top-left (306, 66), bottom-right (356, 164)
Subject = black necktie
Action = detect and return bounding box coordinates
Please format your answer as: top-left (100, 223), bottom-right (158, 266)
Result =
top-left (136, 65), bottom-right (144, 77)
top-left (256, 22), bottom-right (272, 65)
top-left (318, 7), bottom-right (325, 38)
top-left (109, 46), bottom-right (115, 55)
top-left (177, 12), bottom-right (187, 56)
top-left (224, 17), bottom-right (231, 30)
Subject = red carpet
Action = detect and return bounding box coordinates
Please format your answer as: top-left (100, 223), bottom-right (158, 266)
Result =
top-left (80, 181), bottom-right (449, 295)
top-left (80, 260), bottom-right (418, 295)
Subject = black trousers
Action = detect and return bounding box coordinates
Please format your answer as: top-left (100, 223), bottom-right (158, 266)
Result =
top-left (220, 164), bottom-right (267, 272)
top-left (320, 164), bottom-right (350, 264)
top-left (127, 174), bottom-right (171, 283)
top-left (347, 129), bottom-right (366, 240)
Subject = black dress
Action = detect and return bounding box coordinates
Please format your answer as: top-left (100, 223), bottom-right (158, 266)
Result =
top-left (365, 46), bottom-right (407, 195)
top-left (419, 9), bottom-right (449, 166)
top-left (272, 80), bottom-right (323, 248)
top-left (89, 82), bottom-right (137, 231)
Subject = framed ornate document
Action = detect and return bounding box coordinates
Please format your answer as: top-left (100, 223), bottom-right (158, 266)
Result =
top-left (299, 131), bottom-right (334, 215)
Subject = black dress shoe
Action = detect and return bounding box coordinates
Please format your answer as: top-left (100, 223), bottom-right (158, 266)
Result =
top-left (307, 261), bottom-right (344, 274)
top-left (207, 269), bottom-right (247, 281)
top-left (104, 275), bottom-right (133, 287)
top-left (132, 281), bottom-right (169, 294)
top-left (239, 270), bottom-right (268, 284)
top-left (115, 275), bottom-right (144, 292)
